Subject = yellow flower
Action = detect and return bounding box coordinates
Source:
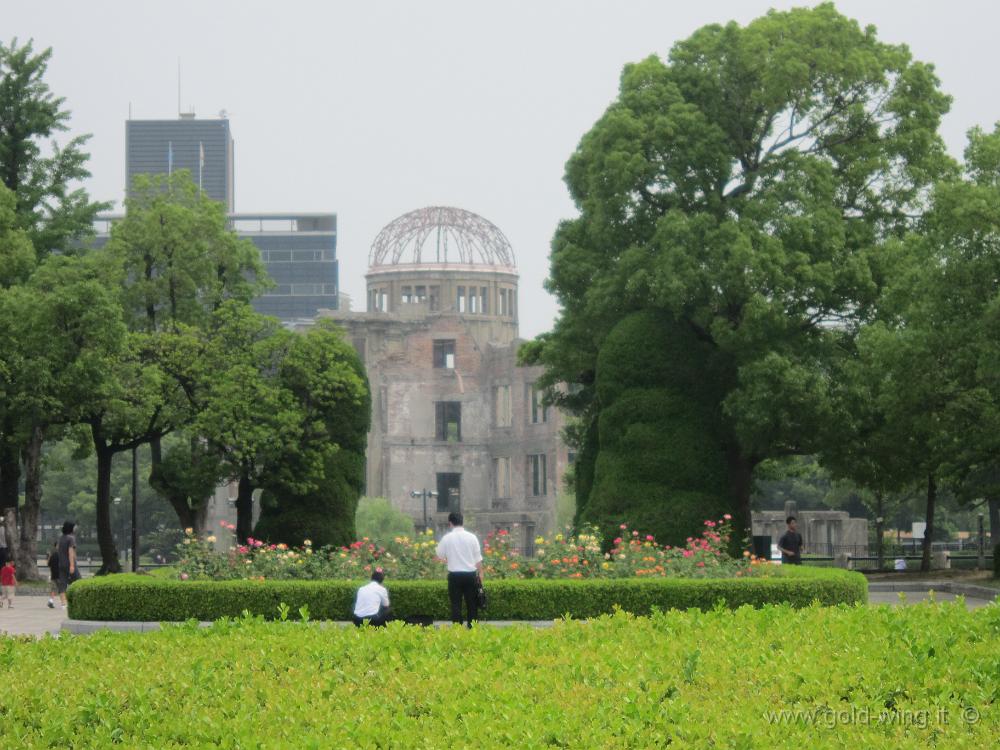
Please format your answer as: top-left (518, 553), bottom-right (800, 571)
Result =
top-left (206, 535), bottom-right (216, 543)
top-left (601, 562), bottom-right (610, 570)
top-left (184, 527), bottom-right (193, 535)
top-left (535, 536), bottom-right (545, 545)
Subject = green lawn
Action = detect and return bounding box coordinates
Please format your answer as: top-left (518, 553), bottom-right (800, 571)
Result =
top-left (3, 602), bottom-right (998, 748)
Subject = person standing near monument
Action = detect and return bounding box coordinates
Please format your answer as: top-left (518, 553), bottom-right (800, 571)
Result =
top-left (436, 512), bottom-right (483, 627)
top-left (778, 516), bottom-right (805, 565)
top-left (57, 520), bottom-right (80, 608)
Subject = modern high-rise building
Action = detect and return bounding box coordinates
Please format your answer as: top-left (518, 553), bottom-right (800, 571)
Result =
top-left (99, 114), bottom-right (339, 320)
top-left (231, 213), bottom-right (339, 321)
top-left (126, 115), bottom-right (234, 211)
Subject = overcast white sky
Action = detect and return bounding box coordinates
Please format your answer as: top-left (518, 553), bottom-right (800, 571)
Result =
top-left (7, 0), bottom-right (999, 337)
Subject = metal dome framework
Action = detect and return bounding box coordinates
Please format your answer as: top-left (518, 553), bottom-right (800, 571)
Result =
top-left (369, 206), bottom-right (516, 269)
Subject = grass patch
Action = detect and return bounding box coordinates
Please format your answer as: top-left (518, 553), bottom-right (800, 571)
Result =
top-left (2, 603), bottom-right (998, 747)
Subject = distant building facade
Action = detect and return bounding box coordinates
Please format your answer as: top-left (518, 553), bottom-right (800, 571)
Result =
top-left (314, 207), bottom-right (567, 549)
top-left (94, 114), bottom-right (339, 320)
top-left (126, 115), bottom-right (235, 210)
top-left (230, 213), bottom-right (338, 321)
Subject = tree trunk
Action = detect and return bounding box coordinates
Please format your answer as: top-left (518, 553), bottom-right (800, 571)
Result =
top-left (920, 474), bottom-right (936, 573)
top-left (875, 493), bottom-right (884, 571)
top-left (0, 437), bottom-right (20, 514)
top-left (236, 473), bottom-right (255, 543)
top-left (1, 507), bottom-right (16, 569)
top-left (726, 445), bottom-right (755, 548)
top-left (0, 434), bottom-right (20, 569)
top-left (94, 442), bottom-right (121, 574)
top-left (988, 497), bottom-right (1000, 553)
top-left (15, 424), bottom-right (45, 580)
top-left (148, 433), bottom-right (197, 532)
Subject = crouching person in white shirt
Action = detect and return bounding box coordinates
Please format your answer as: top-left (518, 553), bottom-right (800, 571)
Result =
top-left (435, 512), bottom-right (483, 627)
top-left (353, 568), bottom-right (391, 627)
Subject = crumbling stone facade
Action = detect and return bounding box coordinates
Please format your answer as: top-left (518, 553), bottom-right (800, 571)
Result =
top-left (317, 208), bottom-right (566, 550)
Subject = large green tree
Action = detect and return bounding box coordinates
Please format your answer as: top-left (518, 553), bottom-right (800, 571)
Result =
top-left (254, 320), bottom-right (370, 549)
top-left (82, 170), bottom-right (266, 570)
top-left (0, 38), bottom-right (108, 571)
top-left (527, 4), bottom-right (951, 538)
top-left (834, 124), bottom-right (1000, 569)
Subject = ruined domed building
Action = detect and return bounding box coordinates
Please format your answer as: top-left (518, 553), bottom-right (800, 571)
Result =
top-left (317, 207), bottom-right (567, 550)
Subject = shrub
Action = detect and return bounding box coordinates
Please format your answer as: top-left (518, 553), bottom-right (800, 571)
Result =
top-left (7, 603), bottom-right (998, 747)
top-left (182, 516), bottom-right (753, 581)
top-left (67, 566), bottom-right (865, 621)
top-left (354, 496), bottom-right (416, 545)
top-left (582, 311), bottom-right (734, 546)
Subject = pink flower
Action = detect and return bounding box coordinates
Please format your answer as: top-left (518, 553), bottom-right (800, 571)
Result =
top-left (237, 546), bottom-right (248, 554)
top-left (645, 535), bottom-right (654, 541)
top-left (682, 550), bottom-right (693, 558)
top-left (247, 537), bottom-right (255, 545)
top-left (619, 524), bottom-right (627, 530)
top-left (632, 531), bottom-right (639, 537)
top-left (705, 520), bottom-right (716, 527)
top-left (697, 562), bottom-right (705, 567)
top-left (613, 537), bottom-right (622, 545)
top-left (723, 514), bottom-right (732, 520)
top-left (180, 573), bottom-right (189, 580)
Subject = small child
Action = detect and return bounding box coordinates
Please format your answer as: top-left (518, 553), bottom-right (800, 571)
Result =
top-left (47, 543), bottom-right (60, 608)
top-left (0, 559), bottom-right (16, 608)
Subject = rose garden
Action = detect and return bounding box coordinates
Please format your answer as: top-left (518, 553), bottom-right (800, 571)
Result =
top-left (4, 4), bottom-right (1000, 748)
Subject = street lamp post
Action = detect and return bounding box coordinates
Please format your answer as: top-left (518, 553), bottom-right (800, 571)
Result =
top-left (410, 489), bottom-right (438, 532)
top-left (131, 446), bottom-right (139, 572)
top-left (113, 496), bottom-right (125, 564)
top-left (875, 517), bottom-right (884, 570)
top-left (977, 513), bottom-right (986, 570)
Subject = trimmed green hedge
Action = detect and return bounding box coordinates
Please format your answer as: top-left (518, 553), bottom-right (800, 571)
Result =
top-left (68, 567), bottom-right (866, 621)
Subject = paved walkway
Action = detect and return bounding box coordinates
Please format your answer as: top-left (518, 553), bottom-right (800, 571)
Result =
top-left (867, 591), bottom-right (992, 609)
top-left (0, 588), bottom-right (995, 638)
top-left (0, 594), bottom-right (67, 637)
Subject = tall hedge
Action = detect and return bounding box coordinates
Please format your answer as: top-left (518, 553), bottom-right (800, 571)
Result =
top-left (68, 567), bottom-right (867, 622)
top-left (253, 323), bottom-right (370, 548)
top-left (580, 310), bottom-right (733, 546)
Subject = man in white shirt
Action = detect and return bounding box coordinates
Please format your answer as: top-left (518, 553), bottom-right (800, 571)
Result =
top-left (353, 568), bottom-right (391, 627)
top-left (435, 512), bottom-right (483, 627)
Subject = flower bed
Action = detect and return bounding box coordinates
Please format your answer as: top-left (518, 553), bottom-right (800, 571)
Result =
top-left (7, 603), bottom-right (998, 747)
top-left (180, 516), bottom-right (759, 581)
top-left (67, 566), bottom-right (865, 621)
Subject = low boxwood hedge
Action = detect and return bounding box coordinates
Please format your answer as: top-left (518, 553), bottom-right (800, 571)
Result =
top-left (68, 566), bottom-right (866, 621)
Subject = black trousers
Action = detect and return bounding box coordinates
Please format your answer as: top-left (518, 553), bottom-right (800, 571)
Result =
top-left (353, 609), bottom-right (390, 628)
top-left (448, 571), bottom-right (479, 626)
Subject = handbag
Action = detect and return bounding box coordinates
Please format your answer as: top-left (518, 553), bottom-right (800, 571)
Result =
top-left (476, 576), bottom-right (487, 609)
